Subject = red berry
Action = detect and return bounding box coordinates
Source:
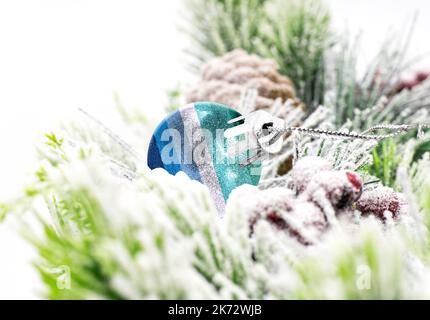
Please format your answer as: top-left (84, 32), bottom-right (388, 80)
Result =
top-left (259, 200), bottom-right (326, 245)
top-left (396, 71), bottom-right (430, 92)
top-left (415, 71), bottom-right (430, 82)
top-left (266, 212), bottom-right (288, 230)
top-left (356, 186), bottom-right (405, 221)
top-left (346, 171), bottom-right (362, 190)
top-left (243, 187), bottom-right (327, 245)
top-left (291, 156), bottom-right (332, 192)
top-left (303, 170), bottom-right (363, 210)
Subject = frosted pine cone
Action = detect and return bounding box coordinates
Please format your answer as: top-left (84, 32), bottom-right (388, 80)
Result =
top-left (186, 49), bottom-right (299, 112)
top-left (356, 186), bottom-right (406, 221)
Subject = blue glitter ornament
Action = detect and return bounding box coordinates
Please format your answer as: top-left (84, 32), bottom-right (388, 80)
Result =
top-left (147, 102), bottom-right (261, 215)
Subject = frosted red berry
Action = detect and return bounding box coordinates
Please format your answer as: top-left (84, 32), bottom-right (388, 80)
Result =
top-left (303, 170), bottom-right (363, 210)
top-left (356, 186), bottom-right (406, 221)
top-left (242, 187), bottom-right (327, 245)
top-left (291, 156), bottom-right (332, 192)
top-left (415, 71), bottom-right (430, 82)
top-left (346, 171), bottom-right (362, 190)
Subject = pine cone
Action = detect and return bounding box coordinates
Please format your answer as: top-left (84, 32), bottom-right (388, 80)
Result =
top-left (186, 49), bottom-right (299, 112)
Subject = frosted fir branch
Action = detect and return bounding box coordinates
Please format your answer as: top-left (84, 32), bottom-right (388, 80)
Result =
top-left (292, 219), bottom-right (430, 299)
top-left (34, 108), bottom-right (153, 183)
top-left (376, 85), bottom-right (430, 127)
top-left (182, 0), bottom-right (270, 71)
top-left (76, 108), bottom-right (145, 162)
top-left (26, 157), bottom-right (224, 299)
top-left (292, 127), bottom-right (378, 171)
top-left (256, 0), bottom-right (332, 112)
top-left (325, 18), bottom-right (419, 128)
top-left (400, 139), bottom-right (430, 244)
top-left (396, 165), bottom-right (427, 245)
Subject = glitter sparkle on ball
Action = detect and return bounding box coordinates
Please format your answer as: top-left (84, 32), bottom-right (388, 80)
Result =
top-left (147, 102), bottom-right (262, 215)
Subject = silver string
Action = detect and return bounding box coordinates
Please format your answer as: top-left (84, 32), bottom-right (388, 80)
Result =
top-left (263, 123), bottom-right (429, 144)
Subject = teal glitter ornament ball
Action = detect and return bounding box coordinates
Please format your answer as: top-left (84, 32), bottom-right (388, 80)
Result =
top-left (147, 102), bottom-right (261, 215)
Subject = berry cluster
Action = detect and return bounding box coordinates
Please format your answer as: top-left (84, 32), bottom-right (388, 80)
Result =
top-left (292, 156), bottom-right (363, 211)
top-left (356, 186), bottom-right (406, 221)
top-left (241, 156), bottom-right (407, 245)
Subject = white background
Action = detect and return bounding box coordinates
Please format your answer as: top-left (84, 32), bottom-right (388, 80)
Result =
top-left (0, 0), bottom-right (429, 299)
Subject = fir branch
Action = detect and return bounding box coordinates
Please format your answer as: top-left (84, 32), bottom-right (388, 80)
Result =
top-left (365, 140), bottom-right (401, 188)
top-left (183, 0), bottom-right (270, 71)
top-left (256, 0), bottom-right (332, 112)
top-left (326, 18), bottom-right (422, 128)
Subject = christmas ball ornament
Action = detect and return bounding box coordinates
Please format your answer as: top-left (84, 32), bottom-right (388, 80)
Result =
top-left (356, 186), bottom-right (406, 221)
top-left (147, 102), bottom-right (261, 215)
